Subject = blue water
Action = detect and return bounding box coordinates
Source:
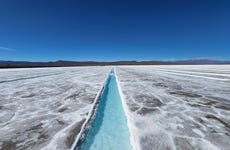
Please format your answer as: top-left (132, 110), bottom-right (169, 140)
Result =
top-left (80, 70), bottom-right (133, 150)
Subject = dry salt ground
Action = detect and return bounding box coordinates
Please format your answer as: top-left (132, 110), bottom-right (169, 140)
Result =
top-left (116, 65), bottom-right (230, 150)
top-left (0, 67), bottom-right (110, 150)
top-left (1, 65), bottom-right (230, 150)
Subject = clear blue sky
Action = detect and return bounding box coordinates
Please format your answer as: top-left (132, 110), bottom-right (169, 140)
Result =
top-left (0, 0), bottom-right (229, 61)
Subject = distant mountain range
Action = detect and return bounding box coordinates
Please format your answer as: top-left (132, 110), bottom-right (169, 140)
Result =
top-left (0, 59), bottom-right (229, 68)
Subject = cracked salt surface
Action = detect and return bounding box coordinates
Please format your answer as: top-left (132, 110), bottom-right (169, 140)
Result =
top-left (0, 66), bottom-right (110, 150)
top-left (1, 65), bottom-right (230, 150)
top-left (116, 65), bottom-right (230, 150)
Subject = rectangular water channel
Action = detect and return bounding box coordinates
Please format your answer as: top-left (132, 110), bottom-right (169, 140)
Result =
top-left (77, 69), bottom-right (133, 150)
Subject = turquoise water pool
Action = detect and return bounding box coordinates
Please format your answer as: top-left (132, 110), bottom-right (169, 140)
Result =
top-left (80, 70), bottom-right (132, 150)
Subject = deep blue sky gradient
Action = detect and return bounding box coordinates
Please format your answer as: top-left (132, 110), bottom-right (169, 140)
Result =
top-left (0, 0), bottom-right (229, 61)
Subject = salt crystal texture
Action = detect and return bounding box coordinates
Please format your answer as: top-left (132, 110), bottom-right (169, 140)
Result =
top-left (116, 65), bottom-right (230, 150)
top-left (0, 66), bottom-right (110, 150)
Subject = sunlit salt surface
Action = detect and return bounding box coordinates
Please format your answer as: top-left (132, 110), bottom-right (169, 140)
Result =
top-left (80, 70), bottom-right (132, 150)
top-left (116, 65), bottom-right (230, 150)
top-left (0, 67), bottom-right (110, 150)
top-left (1, 65), bottom-right (229, 150)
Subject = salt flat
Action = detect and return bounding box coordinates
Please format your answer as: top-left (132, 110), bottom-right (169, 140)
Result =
top-left (0, 67), bottom-right (110, 150)
top-left (116, 65), bottom-right (230, 150)
top-left (1, 65), bottom-right (230, 150)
